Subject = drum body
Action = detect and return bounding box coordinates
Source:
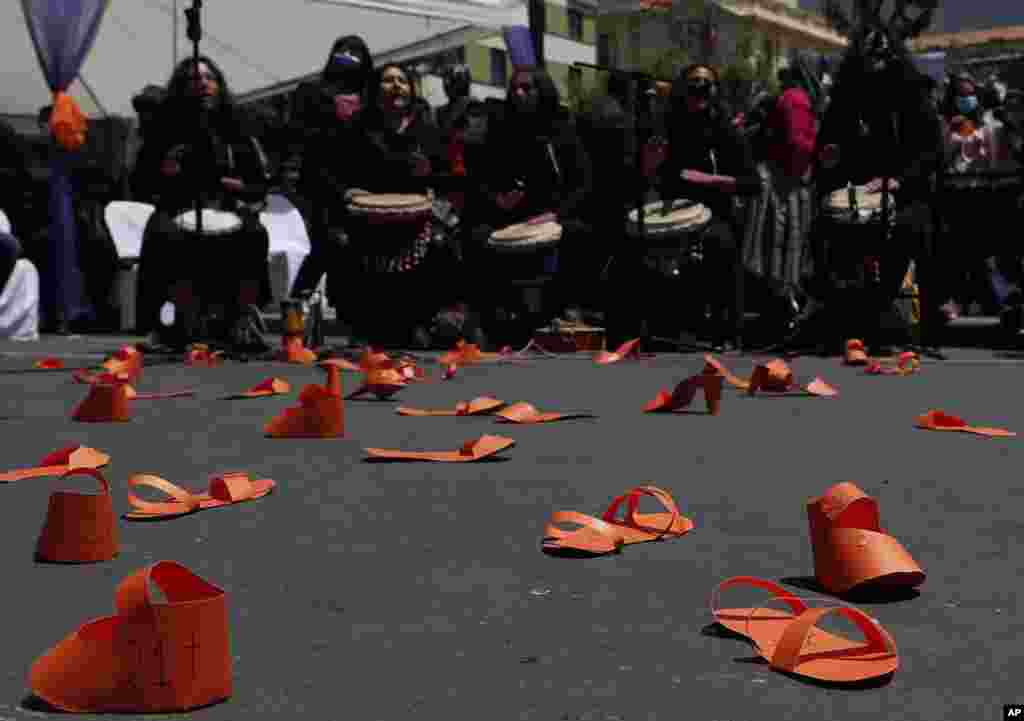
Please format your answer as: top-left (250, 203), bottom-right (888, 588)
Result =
top-left (486, 220), bottom-right (563, 283)
top-left (626, 200), bottom-right (712, 278)
top-left (820, 186), bottom-right (896, 290)
top-left (346, 193), bottom-right (435, 273)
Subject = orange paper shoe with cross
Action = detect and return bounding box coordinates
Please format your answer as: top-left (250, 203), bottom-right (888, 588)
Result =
top-left (705, 355), bottom-right (836, 397)
top-left (185, 345), bottom-right (225, 367)
top-left (709, 576), bottom-right (899, 684)
top-left (0, 445), bottom-right (110, 483)
top-left (807, 482), bottom-right (925, 596)
top-left (72, 373), bottom-right (132, 423)
top-left (35, 467), bottom-right (120, 563)
top-left (29, 561), bottom-right (232, 713)
top-left (264, 360), bottom-right (345, 438)
top-left (866, 351), bottom-right (920, 376)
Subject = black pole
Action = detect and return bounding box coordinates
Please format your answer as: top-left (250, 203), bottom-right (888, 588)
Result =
top-left (529, 0), bottom-right (545, 68)
top-left (185, 0), bottom-right (204, 238)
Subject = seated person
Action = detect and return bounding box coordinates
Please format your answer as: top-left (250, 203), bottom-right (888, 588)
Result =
top-left (0, 230), bottom-right (40, 341)
top-left (465, 67), bottom-right (593, 337)
top-left (132, 56), bottom-right (272, 351)
top-left (341, 63), bottom-right (459, 348)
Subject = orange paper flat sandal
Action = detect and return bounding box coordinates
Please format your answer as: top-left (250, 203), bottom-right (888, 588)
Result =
top-left (397, 396), bottom-right (505, 417)
top-left (34, 357), bottom-right (64, 370)
top-left (595, 338), bottom-right (642, 365)
top-left (124, 472), bottom-right (275, 520)
top-left (710, 576), bottom-right (810, 640)
top-left (808, 482), bottom-right (925, 595)
top-left (265, 361), bottom-right (344, 438)
top-left (36, 467), bottom-right (119, 563)
top-left (30, 561), bottom-right (232, 713)
top-left (224, 377), bottom-right (291, 399)
top-left (866, 352), bottom-right (920, 376)
top-left (72, 373), bottom-right (132, 422)
top-left (0, 445), bottom-right (110, 483)
top-left (494, 402), bottom-right (594, 424)
top-left (364, 434), bottom-right (515, 462)
top-left (541, 511), bottom-right (625, 555)
top-left (644, 371), bottom-right (724, 415)
top-left (915, 409), bottom-right (1015, 437)
top-left (844, 339), bottom-right (870, 366)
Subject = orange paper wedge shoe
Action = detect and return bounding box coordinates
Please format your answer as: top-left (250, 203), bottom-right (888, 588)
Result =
top-left (397, 396), bottom-right (505, 417)
top-left (364, 434), bottom-right (515, 462)
top-left (808, 482), bottom-right (925, 595)
top-left (844, 339), bottom-right (870, 366)
top-left (72, 374), bottom-right (132, 422)
top-left (35, 468), bottom-right (119, 563)
top-left (0, 445), bottom-right (110, 483)
top-left (124, 472), bottom-right (275, 520)
top-left (595, 338), bottom-right (642, 365)
top-left (225, 377), bottom-right (291, 399)
top-left (30, 561), bottom-right (232, 713)
top-left (265, 362), bottom-right (345, 438)
top-left (34, 357), bottom-right (64, 370)
top-left (915, 409), bottom-right (1015, 437)
top-left (644, 371), bottom-right (724, 414)
top-left (494, 402), bottom-right (594, 424)
top-left (542, 486), bottom-right (692, 555)
top-left (710, 577), bottom-right (898, 683)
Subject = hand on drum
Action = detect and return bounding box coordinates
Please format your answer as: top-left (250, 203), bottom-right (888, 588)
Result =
top-left (526, 212), bottom-right (557, 226)
top-left (680, 169), bottom-right (714, 185)
top-left (863, 177), bottom-right (900, 193)
top-left (494, 190), bottom-right (525, 211)
top-left (221, 177), bottom-right (245, 193)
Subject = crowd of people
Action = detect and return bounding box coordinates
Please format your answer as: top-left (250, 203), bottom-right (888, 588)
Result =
top-left (1, 14), bottom-right (1022, 355)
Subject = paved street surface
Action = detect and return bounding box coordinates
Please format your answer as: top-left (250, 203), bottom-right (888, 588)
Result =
top-left (0, 335), bottom-right (1020, 721)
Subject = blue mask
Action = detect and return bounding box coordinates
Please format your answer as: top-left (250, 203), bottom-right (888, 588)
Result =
top-left (956, 95), bottom-right (978, 114)
top-left (331, 52), bottom-right (362, 70)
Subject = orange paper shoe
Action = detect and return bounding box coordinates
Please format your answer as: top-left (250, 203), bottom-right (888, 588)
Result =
top-left (807, 482), bottom-right (925, 595)
top-left (278, 335), bottom-right (317, 365)
top-left (397, 396), bottom-right (505, 417)
top-left (705, 355), bottom-right (836, 397)
top-left (72, 373), bottom-right (132, 422)
top-left (866, 352), bottom-right (920, 376)
top-left (346, 368), bottom-right (408, 400)
top-left (0, 445), bottom-right (109, 483)
top-left (915, 409), bottom-right (1015, 437)
top-left (710, 577), bottom-right (898, 684)
top-left (36, 468), bottom-right (119, 563)
top-left (440, 340), bottom-right (502, 368)
top-left (844, 339), bottom-right (870, 366)
top-left (124, 472), bottom-right (276, 520)
top-left (595, 338), bottom-right (642, 365)
top-left (494, 402), bottom-right (594, 424)
top-left (29, 561), bottom-right (232, 713)
top-left (185, 344), bottom-right (225, 367)
top-left (265, 361), bottom-right (345, 438)
top-left (224, 377), bottom-right (291, 399)
top-left (542, 485), bottom-right (693, 555)
top-left (364, 434), bottom-right (515, 462)
top-left (33, 357), bottom-right (64, 370)
top-left (644, 371), bottom-right (724, 415)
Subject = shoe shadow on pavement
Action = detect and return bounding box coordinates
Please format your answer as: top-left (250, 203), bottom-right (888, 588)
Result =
top-left (781, 576), bottom-right (921, 604)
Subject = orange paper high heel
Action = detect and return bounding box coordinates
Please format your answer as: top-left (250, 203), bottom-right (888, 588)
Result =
top-left (278, 335), bottom-right (317, 365)
top-left (264, 361), bottom-right (345, 438)
top-left (72, 373), bottom-right (132, 422)
top-left (364, 434), bottom-right (515, 462)
top-left (866, 351), bottom-right (920, 376)
top-left (30, 561), bottom-right (232, 713)
top-left (346, 367), bottom-right (408, 400)
top-left (807, 482), bottom-right (925, 595)
top-left (595, 338), bottom-right (642, 365)
top-left (35, 467), bottom-right (119, 563)
top-left (644, 371), bottom-right (723, 415)
top-left (0, 445), bottom-right (110, 483)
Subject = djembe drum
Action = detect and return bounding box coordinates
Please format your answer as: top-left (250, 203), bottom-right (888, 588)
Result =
top-left (626, 199), bottom-right (712, 277)
top-left (486, 218), bottom-right (563, 315)
top-left (346, 192), bottom-right (435, 273)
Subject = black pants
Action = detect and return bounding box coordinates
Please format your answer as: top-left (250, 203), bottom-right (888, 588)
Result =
top-left (136, 210), bottom-right (270, 334)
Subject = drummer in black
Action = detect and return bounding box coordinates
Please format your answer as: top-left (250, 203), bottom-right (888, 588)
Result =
top-left (814, 18), bottom-right (944, 353)
top-left (133, 56), bottom-right (272, 351)
top-left (658, 64), bottom-right (763, 350)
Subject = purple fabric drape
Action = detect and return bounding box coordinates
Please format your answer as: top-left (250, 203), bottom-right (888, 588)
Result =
top-left (21, 0), bottom-right (110, 326)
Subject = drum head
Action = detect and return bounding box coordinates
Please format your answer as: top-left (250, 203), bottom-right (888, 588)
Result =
top-left (349, 193), bottom-right (431, 209)
top-left (488, 221), bottom-right (562, 252)
top-left (173, 209), bottom-right (243, 235)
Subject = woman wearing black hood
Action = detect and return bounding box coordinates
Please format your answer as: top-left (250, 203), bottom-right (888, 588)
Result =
top-left (287, 35), bottom-right (373, 303)
top-left (467, 67), bottom-right (593, 338)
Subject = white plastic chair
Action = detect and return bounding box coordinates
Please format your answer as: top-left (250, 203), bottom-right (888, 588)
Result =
top-left (259, 193), bottom-right (315, 304)
top-left (104, 201), bottom-right (156, 262)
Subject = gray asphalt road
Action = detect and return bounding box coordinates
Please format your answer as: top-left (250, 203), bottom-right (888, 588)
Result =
top-left (0, 336), bottom-right (1020, 721)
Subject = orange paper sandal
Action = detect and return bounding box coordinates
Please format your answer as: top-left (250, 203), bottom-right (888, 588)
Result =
top-left (710, 576), bottom-right (810, 640)
top-left (915, 409), bottom-right (1015, 437)
top-left (866, 352), bottom-right (920, 375)
top-left (644, 372), bottom-right (724, 415)
top-left (397, 396), bottom-right (505, 417)
top-left (224, 377), bottom-right (291, 399)
top-left (705, 355), bottom-right (837, 397)
top-left (494, 402), bottom-right (594, 424)
top-left (364, 434), bottom-right (515, 462)
top-left (541, 511), bottom-right (625, 555)
top-left (595, 338), bottom-right (642, 365)
top-left (265, 361), bottom-right (344, 438)
top-left (30, 561), bottom-right (232, 713)
top-left (36, 467), bottom-right (119, 563)
top-left (72, 373), bottom-right (132, 422)
top-left (808, 482), bottom-right (925, 595)
top-left (124, 471), bottom-right (275, 520)
top-left (0, 445), bottom-right (110, 483)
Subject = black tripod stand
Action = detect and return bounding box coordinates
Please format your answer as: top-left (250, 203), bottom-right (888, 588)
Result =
top-left (184, 0), bottom-right (205, 239)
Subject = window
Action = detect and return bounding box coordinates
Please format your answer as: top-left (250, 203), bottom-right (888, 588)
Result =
top-left (568, 9), bottom-right (584, 41)
top-left (490, 48), bottom-right (507, 87)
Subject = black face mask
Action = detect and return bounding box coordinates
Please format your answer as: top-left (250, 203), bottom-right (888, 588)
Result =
top-left (326, 48), bottom-right (366, 93)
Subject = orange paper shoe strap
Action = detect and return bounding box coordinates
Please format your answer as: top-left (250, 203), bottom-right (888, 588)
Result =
top-left (544, 511), bottom-right (624, 543)
top-left (768, 605), bottom-right (896, 673)
top-left (603, 486), bottom-right (680, 537)
top-left (710, 576), bottom-right (809, 621)
top-left (127, 475), bottom-right (201, 516)
top-left (115, 561), bottom-right (225, 617)
top-left (208, 472), bottom-right (258, 502)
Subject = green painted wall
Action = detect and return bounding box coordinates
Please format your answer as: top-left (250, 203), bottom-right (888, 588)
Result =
top-left (546, 4), bottom-right (569, 37)
top-left (466, 42), bottom-right (492, 85)
top-left (582, 16), bottom-right (596, 45)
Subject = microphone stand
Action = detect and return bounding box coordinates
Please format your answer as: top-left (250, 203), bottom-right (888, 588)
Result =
top-left (185, 0), bottom-right (204, 240)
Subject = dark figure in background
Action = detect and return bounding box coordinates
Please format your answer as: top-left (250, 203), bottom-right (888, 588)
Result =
top-left (0, 117), bottom-right (36, 241)
top-left (658, 64), bottom-right (763, 350)
top-left (469, 67), bottom-right (593, 335)
top-left (287, 35), bottom-right (374, 306)
top-left (814, 10), bottom-right (944, 353)
top-left (132, 56), bottom-right (272, 350)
